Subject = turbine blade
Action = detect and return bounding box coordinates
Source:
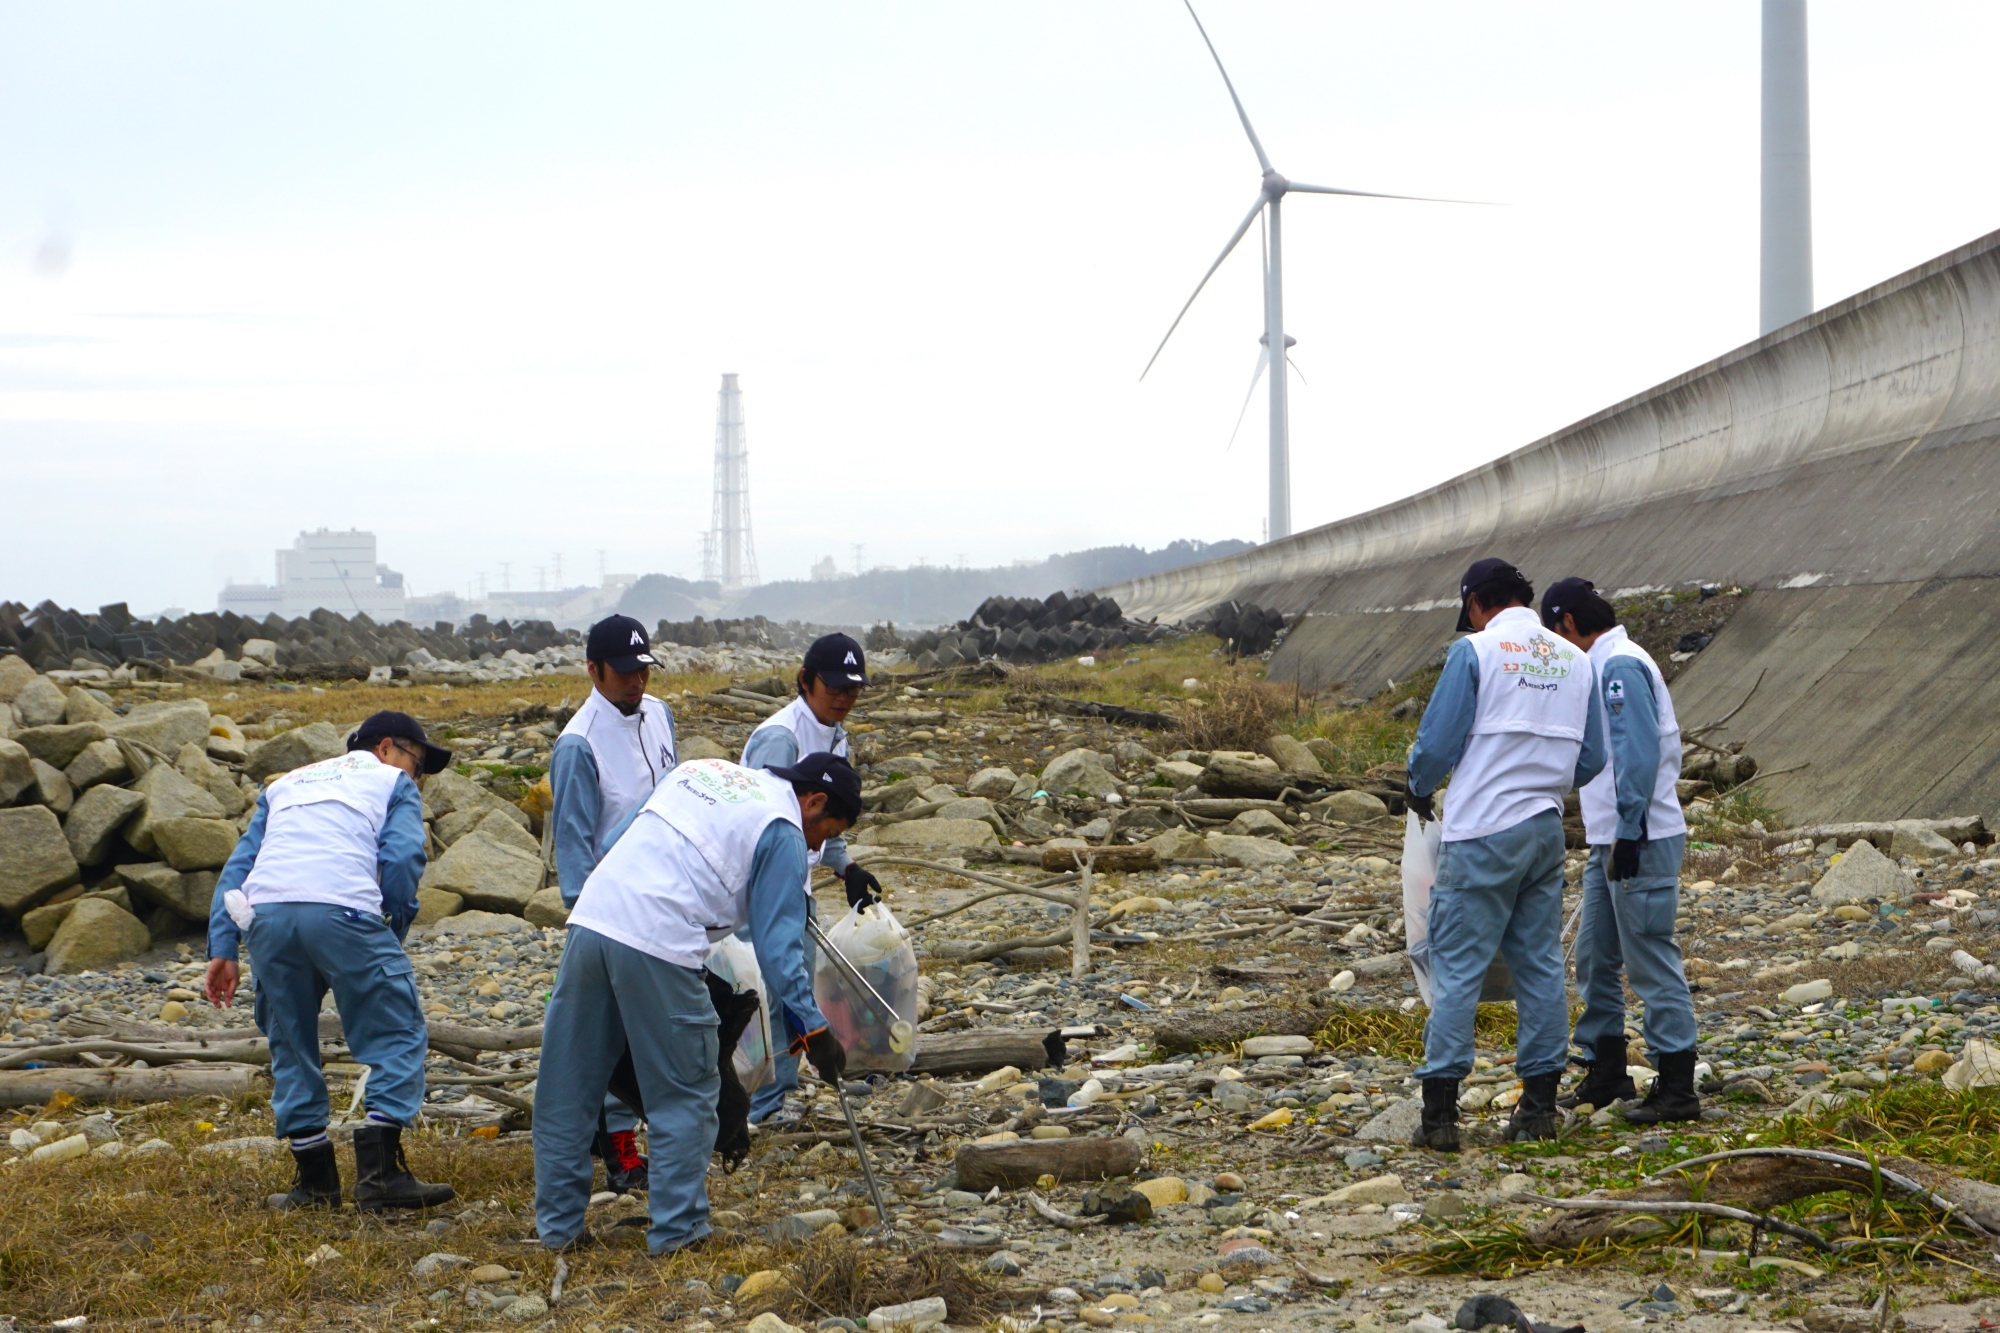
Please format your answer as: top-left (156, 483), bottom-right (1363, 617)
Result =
top-left (1183, 0), bottom-right (1271, 174)
top-left (1140, 195), bottom-right (1266, 381)
top-left (1286, 353), bottom-right (1307, 386)
top-left (1284, 181), bottom-right (1497, 206)
top-left (1226, 347), bottom-right (1270, 452)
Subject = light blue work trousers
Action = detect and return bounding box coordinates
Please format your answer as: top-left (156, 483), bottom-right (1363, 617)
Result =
top-left (248, 902), bottom-right (428, 1139)
top-left (533, 927), bottom-right (718, 1256)
top-left (1571, 835), bottom-right (1697, 1056)
top-left (1415, 809), bottom-right (1569, 1082)
top-left (745, 899), bottom-right (816, 1123)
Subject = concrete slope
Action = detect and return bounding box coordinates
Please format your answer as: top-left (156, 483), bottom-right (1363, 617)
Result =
top-left (1096, 226), bottom-right (2000, 824)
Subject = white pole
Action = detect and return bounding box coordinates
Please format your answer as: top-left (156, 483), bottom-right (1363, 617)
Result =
top-left (1760, 0), bottom-right (1812, 335)
top-left (1265, 196), bottom-right (1291, 541)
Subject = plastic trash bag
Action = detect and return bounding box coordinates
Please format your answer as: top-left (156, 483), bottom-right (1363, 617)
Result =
top-left (1401, 807), bottom-right (1516, 1009)
top-left (706, 935), bottom-right (775, 1095)
top-left (812, 902), bottom-right (920, 1074)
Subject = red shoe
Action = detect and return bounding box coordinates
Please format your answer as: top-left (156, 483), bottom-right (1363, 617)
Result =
top-left (605, 1129), bottom-right (649, 1194)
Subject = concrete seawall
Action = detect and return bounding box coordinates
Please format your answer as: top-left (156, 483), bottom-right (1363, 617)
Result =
top-left (1102, 227), bottom-right (2000, 825)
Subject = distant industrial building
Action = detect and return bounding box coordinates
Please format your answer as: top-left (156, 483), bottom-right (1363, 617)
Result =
top-left (218, 529), bottom-right (407, 620)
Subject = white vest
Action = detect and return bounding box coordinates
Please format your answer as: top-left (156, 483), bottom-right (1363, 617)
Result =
top-left (560, 689), bottom-right (677, 857)
top-left (241, 751), bottom-right (405, 914)
top-left (745, 695), bottom-right (848, 874)
top-left (567, 758), bottom-right (803, 969)
top-left (1443, 606), bottom-right (1597, 842)
top-left (1579, 626), bottom-right (1688, 845)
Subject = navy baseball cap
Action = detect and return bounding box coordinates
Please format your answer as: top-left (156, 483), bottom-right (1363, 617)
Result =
top-left (1541, 577), bottom-right (1598, 630)
top-left (587, 614), bottom-right (658, 672)
top-left (767, 752), bottom-right (863, 822)
top-left (1456, 557), bottom-right (1522, 633)
top-left (347, 710), bottom-right (453, 774)
top-left (802, 632), bottom-right (867, 690)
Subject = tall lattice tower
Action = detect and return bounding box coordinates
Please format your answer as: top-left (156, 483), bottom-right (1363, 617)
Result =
top-left (702, 373), bottom-right (759, 589)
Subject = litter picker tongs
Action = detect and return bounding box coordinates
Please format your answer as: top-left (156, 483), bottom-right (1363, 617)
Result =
top-left (803, 915), bottom-right (898, 1242)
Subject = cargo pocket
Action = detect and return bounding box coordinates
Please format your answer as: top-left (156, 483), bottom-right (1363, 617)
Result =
top-left (662, 1015), bottom-right (721, 1092)
top-left (1622, 884), bottom-right (1680, 939)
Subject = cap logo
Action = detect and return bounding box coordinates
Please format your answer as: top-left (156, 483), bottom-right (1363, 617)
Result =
top-left (844, 651), bottom-right (857, 665)
top-left (630, 630), bottom-right (644, 645)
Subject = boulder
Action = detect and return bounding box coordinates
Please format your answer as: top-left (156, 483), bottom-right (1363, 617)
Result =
top-left (153, 818), bottom-right (240, 871)
top-left (1225, 809), bottom-right (1291, 838)
top-left (0, 654), bottom-right (38, 702)
top-left (22, 897), bottom-right (81, 951)
top-left (524, 887), bottom-right (570, 928)
top-left (431, 909), bottom-right (532, 938)
top-left (27, 759), bottom-right (73, 814)
top-left (64, 687), bottom-right (117, 724)
top-left (935, 797), bottom-right (1006, 837)
top-left (676, 735), bottom-right (731, 762)
top-left (853, 818), bottom-right (999, 852)
top-left (1261, 734), bottom-right (1323, 774)
top-left (126, 763), bottom-right (226, 856)
top-left (421, 829), bottom-right (544, 913)
top-left (63, 738), bottom-right (130, 791)
top-left (244, 721), bottom-right (344, 781)
top-left (13, 674), bottom-right (68, 726)
top-left (1322, 790), bottom-right (1391, 824)
top-left (1041, 748), bottom-right (1119, 799)
top-left (1812, 838), bottom-right (1915, 907)
top-left (421, 767), bottom-right (532, 832)
top-left (0, 737), bottom-right (34, 804)
top-left (413, 888), bottom-right (465, 926)
top-left (118, 863), bottom-right (217, 922)
top-left (1204, 833), bottom-right (1300, 868)
top-left (469, 808), bottom-right (540, 855)
top-left (966, 767), bottom-right (1020, 797)
top-left (45, 898), bottom-right (153, 974)
top-left (241, 638), bottom-right (278, 667)
top-left (13, 723), bottom-right (108, 770)
top-left (106, 699), bottom-right (213, 758)
top-left (1154, 759), bottom-right (1205, 786)
top-left (64, 784), bottom-right (147, 865)
top-left (1140, 827), bottom-right (1210, 861)
top-left (1890, 820), bottom-right (1957, 860)
top-left (0, 805), bottom-right (81, 915)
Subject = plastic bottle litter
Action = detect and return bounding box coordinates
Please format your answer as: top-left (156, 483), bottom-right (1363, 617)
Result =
top-left (1067, 1077), bottom-right (1104, 1108)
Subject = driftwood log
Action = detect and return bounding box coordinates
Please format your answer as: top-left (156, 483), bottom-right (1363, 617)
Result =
top-left (1528, 1149), bottom-right (2000, 1246)
top-left (0, 1039), bottom-right (270, 1070)
top-left (63, 1009), bottom-right (544, 1061)
top-left (1039, 846), bottom-right (1159, 873)
top-left (1150, 1006), bottom-right (1330, 1055)
top-left (955, 1135), bottom-right (1145, 1190)
top-left (0, 1064), bottom-right (260, 1108)
top-left (909, 1030), bottom-right (1052, 1077)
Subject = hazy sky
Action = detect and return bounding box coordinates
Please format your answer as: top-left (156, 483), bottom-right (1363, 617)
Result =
top-left (5, 3), bottom-right (1999, 614)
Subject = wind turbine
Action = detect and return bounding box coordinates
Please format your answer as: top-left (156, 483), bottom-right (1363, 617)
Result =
top-left (1142, 2), bottom-right (1476, 542)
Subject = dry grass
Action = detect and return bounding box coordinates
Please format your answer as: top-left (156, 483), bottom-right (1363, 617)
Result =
top-left (1316, 1001), bottom-right (1523, 1063)
top-left (1731, 950), bottom-right (1954, 1003)
top-left (1169, 666), bottom-right (1295, 754)
top-left (749, 1234), bottom-right (1021, 1324)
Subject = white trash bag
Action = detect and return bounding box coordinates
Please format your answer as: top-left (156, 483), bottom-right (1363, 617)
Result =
top-left (812, 902), bottom-right (920, 1074)
top-left (706, 935), bottom-right (775, 1095)
top-left (1401, 810), bottom-right (1444, 1007)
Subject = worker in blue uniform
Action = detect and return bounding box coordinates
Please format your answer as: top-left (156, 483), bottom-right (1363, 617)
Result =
top-left (738, 632), bottom-right (879, 1125)
top-left (204, 710), bottom-right (456, 1212)
top-left (1541, 577), bottom-right (1701, 1124)
top-left (1403, 559), bottom-right (1605, 1151)
top-left (531, 753), bottom-right (859, 1256)
top-left (548, 613), bottom-right (678, 1191)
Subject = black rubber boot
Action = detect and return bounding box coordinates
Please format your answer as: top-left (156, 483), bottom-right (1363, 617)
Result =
top-left (269, 1139), bottom-right (341, 1210)
top-left (1558, 1036), bottom-right (1639, 1110)
top-left (1506, 1072), bottom-right (1562, 1142)
top-left (1411, 1078), bottom-right (1461, 1153)
top-left (352, 1123), bottom-right (456, 1212)
top-left (1623, 1049), bottom-right (1702, 1124)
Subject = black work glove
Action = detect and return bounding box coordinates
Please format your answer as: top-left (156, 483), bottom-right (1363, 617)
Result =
top-left (842, 863), bottom-right (882, 910)
top-left (1611, 838), bottom-right (1643, 882)
top-left (802, 1028), bottom-right (847, 1085)
top-left (1404, 786), bottom-right (1436, 822)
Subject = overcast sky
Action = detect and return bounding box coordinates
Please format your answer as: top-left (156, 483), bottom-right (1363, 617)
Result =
top-left (5, 3), bottom-right (1999, 615)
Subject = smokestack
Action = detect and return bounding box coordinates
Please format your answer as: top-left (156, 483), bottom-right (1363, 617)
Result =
top-left (1760, 0), bottom-right (1813, 336)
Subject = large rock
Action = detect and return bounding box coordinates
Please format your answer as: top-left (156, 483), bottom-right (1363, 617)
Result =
top-left (413, 888), bottom-right (465, 926)
top-left (468, 808), bottom-right (540, 855)
top-left (13, 723), bottom-right (107, 770)
top-left (1322, 790), bottom-right (1391, 824)
top-left (524, 887), bottom-right (570, 928)
top-left (1812, 838), bottom-right (1915, 906)
top-left (1226, 808), bottom-right (1290, 838)
top-left (22, 897), bottom-right (81, 951)
top-left (65, 784), bottom-right (147, 865)
top-left (64, 687), bottom-right (117, 724)
top-left (1141, 827), bottom-right (1210, 861)
top-left (1261, 734), bottom-right (1323, 774)
top-left (1041, 748), bottom-right (1118, 799)
top-left (935, 797), bottom-right (1005, 837)
top-left (45, 898), bottom-right (153, 974)
top-left (1154, 759), bottom-right (1206, 786)
top-left (0, 805), bottom-right (81, 915)
top-left (853, 818), bottom-right (999, 852)
top-left (421, 829), bottom-right (544, 913)
top-left (244, 721), bottom-right (344, 781)
top-left (175, 742), bottom-right (248, 817)
top-left (126, 763), bottom-right (226, 855)
top-left (64, 738), bottom-right (130, 791)
top-left (153, 818), bottom-right (240, 871)
top-left (431, 909), bottom-right (533, 939)
top-left (27, 759), bottom-right (74, 814)
top-left (0, 738), bottom-right (32, 805)
top-left (0, 654), bottom-right (38, 702)
top-left (118, 864), bottom-right (216, 922)
top-left (13, 674), bottom-right (68, 726)
top-left (1205, 833), bottom-right (1300, 868)
top-left (1354, 1096), bottom-right (1424, 1144)
top-left (966, 767), bottom-right (1020, 797)
top-left (421, 767), bottom-right (532, 832)
top-left (1890, 820), bottom-right (1957, 859)
top-left (677, 735), bottom-right (730, 762)
top-left (106, 699), bottom-right (213, 758)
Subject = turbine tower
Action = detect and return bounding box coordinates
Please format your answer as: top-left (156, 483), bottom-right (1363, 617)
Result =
top-left (702, 373), bottom-right (759, 590)
top-left (1143, 2), bottom-right (1474, 543)
top-left (1760, 0), bottom-right (1813, 335)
